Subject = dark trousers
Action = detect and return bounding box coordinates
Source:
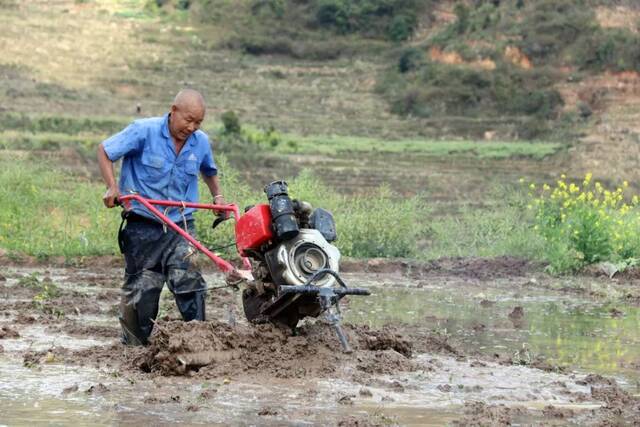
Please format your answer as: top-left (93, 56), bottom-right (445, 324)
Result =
top-left (119, 216), bottom-right (206, 345)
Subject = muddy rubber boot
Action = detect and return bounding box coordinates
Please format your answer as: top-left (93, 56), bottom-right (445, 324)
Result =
top-left (120, 270), bottom-right (164, 345)
top-left (167, 268), bottom-right (207, 322)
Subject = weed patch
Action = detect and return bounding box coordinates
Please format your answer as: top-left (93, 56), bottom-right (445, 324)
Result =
top-left (427, 188), bottom-right (545, 260)
top-left (527, 174), bottom-right (640, 273)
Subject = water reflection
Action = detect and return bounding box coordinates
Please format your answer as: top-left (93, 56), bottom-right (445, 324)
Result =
top-left (343, 284), bottom-right (640, 384)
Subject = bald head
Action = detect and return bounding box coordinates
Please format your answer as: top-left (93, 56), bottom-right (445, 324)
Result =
top-left (169, 89), bottom-right (206, 144)
top-left (173, 89), bottom-right (206, 112)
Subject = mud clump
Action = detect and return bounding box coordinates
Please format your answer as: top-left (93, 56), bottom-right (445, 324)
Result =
top-left (0, 325), bottom-right (20, 339)
top-left (577, 373), bottom-right (617, 386)
top-left (542, 405), bottom-right (575, 419)
top-left (15, 313), bottom-right (37, 324)
top-left (359, 326), bottom-right (412, 357)
top-left (85, 383), bottom-right (109, 395)
top-left (453, 401), bottom-right (526, 426)
top-left (356, 350), bottom-right (417, 374)
top-left (258, 407), bottom-right (279, 416)
top-left (141, 320), bottom-right (416, 379)
top-left (508, 306), bottom-right (524, 320)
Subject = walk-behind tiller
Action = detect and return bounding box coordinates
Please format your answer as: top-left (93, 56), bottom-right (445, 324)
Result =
top-left (119, 181), bottom-right (370, 352)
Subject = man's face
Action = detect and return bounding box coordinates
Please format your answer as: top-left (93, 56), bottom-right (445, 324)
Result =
top-left (169, 103), bottom-right (205, 143)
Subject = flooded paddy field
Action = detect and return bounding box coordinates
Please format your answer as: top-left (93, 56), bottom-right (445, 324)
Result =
top-left (1, 258), bottom-right (640, 425)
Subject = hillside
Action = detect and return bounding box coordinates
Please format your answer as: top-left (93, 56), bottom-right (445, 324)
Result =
top-left (1, 0), bottom-right (640, 205)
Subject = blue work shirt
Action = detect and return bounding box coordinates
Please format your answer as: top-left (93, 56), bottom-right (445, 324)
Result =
top-left (102, 113), bottom-right (217, 223)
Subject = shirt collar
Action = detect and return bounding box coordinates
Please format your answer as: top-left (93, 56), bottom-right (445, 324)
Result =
top-left (161, 113), bottom-right (171, 139)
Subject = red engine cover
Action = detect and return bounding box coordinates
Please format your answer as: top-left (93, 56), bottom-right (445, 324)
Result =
top-left (235, 204), bottom-right (274, 256)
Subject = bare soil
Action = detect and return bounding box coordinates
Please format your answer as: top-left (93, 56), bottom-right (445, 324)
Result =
top-left (1, 258), bottom-right (640, 425)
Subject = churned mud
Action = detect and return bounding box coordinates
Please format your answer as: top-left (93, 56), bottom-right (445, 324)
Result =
top-left (1, 257), bottom-right (640, 425)
top-left (140, 321), bottom-right (416, 379)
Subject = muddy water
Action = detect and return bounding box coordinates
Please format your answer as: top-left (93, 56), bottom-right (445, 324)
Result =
top-left (343, 275), bottom-right (640, 390)
top-left (1, 266), bottom-right (640, 425)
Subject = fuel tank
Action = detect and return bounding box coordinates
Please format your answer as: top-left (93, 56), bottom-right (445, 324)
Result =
top-left (235, 204), bottom-right (274, 256)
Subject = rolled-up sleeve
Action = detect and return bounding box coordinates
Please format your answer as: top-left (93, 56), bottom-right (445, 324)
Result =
top-left (102, 122), bottom-right (143, 161)
top-left (200, 138), bottom-right (218, 177)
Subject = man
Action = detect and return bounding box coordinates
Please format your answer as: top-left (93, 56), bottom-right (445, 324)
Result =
top-left (97, 89), bottom-right (224, 345)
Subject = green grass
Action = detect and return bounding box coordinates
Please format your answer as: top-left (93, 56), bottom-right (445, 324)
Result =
top-left (0, 112), bottom-right (129, 135)
top-left (0, 131), bottom-right (101, 155)
top-left (0, 156), bottom-right (429, 260)
top-left (268, 134), bottom-right (563, 159)
top-left (197, 157), bottom-right (430, 259)
top-left (427, 189), bottom-right (546, 260)
top-left (0, 160), bottom-right (120, 258)
top-left (0, 112), bottom-right (563, 161)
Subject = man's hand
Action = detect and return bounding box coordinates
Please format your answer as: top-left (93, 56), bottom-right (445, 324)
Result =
top-left (103, 186), bottom-right (120, 208)
top-left (213, 194), bottom-right (227, 218)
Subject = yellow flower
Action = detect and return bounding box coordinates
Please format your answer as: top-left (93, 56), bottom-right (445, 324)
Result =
top-left (623, 181), bottom-right (629, 188)
top-left (529, 183), bottom-right (536, 190)
top-left (583, 172), bottom-right (593, 186)
top-left (595, 182), bottom-right (603, 193)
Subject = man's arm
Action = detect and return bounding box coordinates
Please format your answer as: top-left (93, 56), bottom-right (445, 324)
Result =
top-left (97, 143), bottom-right (120, 208)
top-left (202, 174), bottom-right (224, 205)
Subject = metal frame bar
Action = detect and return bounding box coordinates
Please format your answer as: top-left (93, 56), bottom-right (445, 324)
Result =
top-left (118, 194), bottom-right (252, 273)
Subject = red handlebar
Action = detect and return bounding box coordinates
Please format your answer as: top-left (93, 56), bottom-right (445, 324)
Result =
top-left (118, 194), bottom-right (252, 274)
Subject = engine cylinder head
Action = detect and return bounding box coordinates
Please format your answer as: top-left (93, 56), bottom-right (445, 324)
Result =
top-left (264, 180), bottom-right (299, 241)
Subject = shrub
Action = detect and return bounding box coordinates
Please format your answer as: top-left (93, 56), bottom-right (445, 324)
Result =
top-left (508, 89), bottom-right (564, 118)
top-left (221, 111), bottom-right (241, 134)
top-left (312, 0), bottom-right (426, 41)
top-left (453, 3), bottom-right (470, 34)
top-left (517, 0), bottom-right (597, 62)
top-left (516, 118), bottom-right (552, 140)
top-left (574, 28), bottom-right (640, 72)
top-left (527, 174), bottom-right (640, 273)
top-left (147, 0), bottom-right (190, 10)
top-left (387, 14), bottom-right (417, 42)
top-left (383, 58), bottom-right (563, 124)
top-left (398, 47), bottom-right (424, 73)
top-left (251, 0), bottom-right (285, 18)
top-left (315, 0), bottom-right (351, 33)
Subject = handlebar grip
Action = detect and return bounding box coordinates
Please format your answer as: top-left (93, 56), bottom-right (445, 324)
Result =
top-left (279, 285), bottom-right (371, 296)
top-left (334, 288), bottom-right (371, 296)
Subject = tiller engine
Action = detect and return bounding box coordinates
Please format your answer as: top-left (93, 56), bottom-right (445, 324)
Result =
top-left (237, 181), bottom-right (369, 352)
top-left (119, 181), bottom-right (369, 352)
